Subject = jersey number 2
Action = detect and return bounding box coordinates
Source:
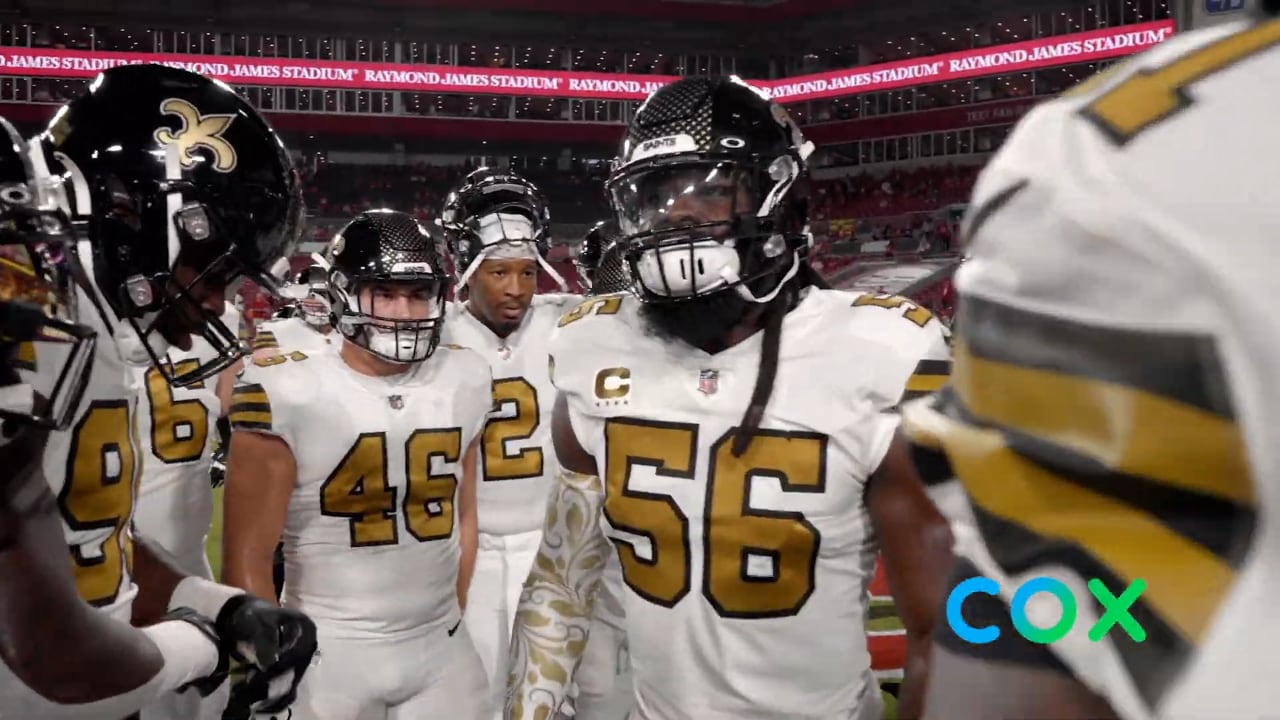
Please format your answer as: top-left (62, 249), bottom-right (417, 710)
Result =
top-left (1083, 20), bottom-right (1280, 144)
top-left (482, 377), bottom-right (543, 482)
top-left (320, 430), bottom-right (461, 547)
top-left (59, 401), bottom-right (137, 607)
top-left (604, 418), bottom-right (825, 619)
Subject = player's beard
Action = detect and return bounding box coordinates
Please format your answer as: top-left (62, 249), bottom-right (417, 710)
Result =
top-left (639, 288), bottom-right (754, 354)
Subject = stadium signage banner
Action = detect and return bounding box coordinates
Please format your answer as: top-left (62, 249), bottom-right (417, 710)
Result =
top-left (0, 19), bottom-right (1172, 103)
top-left (769, 20), bottom-right (1173, 101)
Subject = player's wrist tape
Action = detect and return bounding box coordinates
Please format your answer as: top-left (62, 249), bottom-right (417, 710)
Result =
top-left (141, 618), bottom-right (224, 693)
top-left (168, 576), bottom-right (246, 625)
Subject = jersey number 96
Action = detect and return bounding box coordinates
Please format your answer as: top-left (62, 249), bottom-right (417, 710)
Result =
top-left (59, 401), bottom-right (137, 607)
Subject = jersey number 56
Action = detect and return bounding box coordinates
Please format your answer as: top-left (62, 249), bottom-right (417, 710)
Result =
top-left (604, 418), bottom-right (825, 619)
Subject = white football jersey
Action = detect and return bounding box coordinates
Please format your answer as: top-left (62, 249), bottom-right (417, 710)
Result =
top-left (549, 289), bottom-right (950, 719)
top-left (253, 316), bottom-right (337, 357)
top-left (32, 279), bottom-right (142, 621)
top-left (443, 294), bottom-right (579, 536)
top-left (229, 344), bottom-right (493, 639)
top-left (131, 304), bottom-right (239, 575)
top-left (915, 17), bottom-right (1280, 720)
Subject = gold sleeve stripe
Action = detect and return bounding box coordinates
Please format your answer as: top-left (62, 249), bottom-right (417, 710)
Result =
top-left (13, 341), bottom-right (36, 371)
top-left (940, 416), bottom-right (1209, 708)
top-left (963, 295), bottom-right (1233, 417)
top-left (959, 295), bottom-right (1250, 504)
top-left (902, 358), bottom-right (951, 402)
top-left (228, 383), bottom-right (272, 432)
top-left (251, 332), bottom-right (278, 350)
top-left (954, 341), bottom-right (1251, 507)
top-left (904, 358), bottom-right (951, 395)
top-left (932, 298), bottom-right (1257, 710)
top-left (946, 417), bottom-right (1232, 643)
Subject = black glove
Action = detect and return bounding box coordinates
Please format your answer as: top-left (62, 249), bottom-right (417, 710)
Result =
top-left (209, 445), bottom-right (227, 489)
top-left (163, 607), bottom-right (230, 697)
top-left (214, 595), bottom-right (317, 715)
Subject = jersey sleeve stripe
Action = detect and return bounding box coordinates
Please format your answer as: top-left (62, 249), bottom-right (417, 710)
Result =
top-left (904, 358), bottom-right (951, 401)
top-left (252, 331), bottom-right (278, 350)
top-left (954, 339), bottom-right (1252, 507)
top-left (963, 295), bottom-right (1233, 417)
top-left (961, 504), bottom-right (1189, 711)
top-left (229, 383), bottom-right (272, 432)
top-left (939, 411), bottom-right (1228, 650)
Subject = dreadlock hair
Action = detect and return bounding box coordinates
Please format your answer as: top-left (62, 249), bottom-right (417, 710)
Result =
top-left (729, 259), bottom-right (827, 457)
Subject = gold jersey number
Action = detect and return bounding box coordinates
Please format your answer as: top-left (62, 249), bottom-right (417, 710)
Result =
top-left (558, 296), bottom-right (623, 328)
top-left (852, 293), bottom-right (934, 328)
top-left (1082, 20), bottom-right (1280, 144)
top-left (58, 400), bottom-right (137, 607)
top-left (603, 418), bottom-right (825, 619)
top-left (319, 429), bottom-right (462, 547)
top-left (481, 377), bottom-right (543, 482)
top-left (143, 359), bottom-right (210, 464)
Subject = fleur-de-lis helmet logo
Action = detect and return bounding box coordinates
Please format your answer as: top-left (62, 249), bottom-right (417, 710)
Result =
top-left (152, 98), bottom-right (238, 173)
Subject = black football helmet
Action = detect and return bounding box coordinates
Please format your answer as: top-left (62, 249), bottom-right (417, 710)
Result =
top-left (606, 75), bottom-right (814, 304)
top-left (576, 219), bottom-right (630, 295)
top-left (0, 116), bottom-right (96, 431)
top-left (438, 168), bottom-right (565, 289)
top-left (326, 210), bottom-right (449, 364)
top-left (282, 264), bottom-right (329, 329)
top-left (35, 63), bottom-right (304, 386)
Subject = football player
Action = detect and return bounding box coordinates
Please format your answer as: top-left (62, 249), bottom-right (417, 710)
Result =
top-left (561, 219), bottom-right (636, 720)
top-left (437, 168), bottom-right (580, 717)
top-left (222, 209), bottom-right (491, 720)
top-left (906, 6), bottom-right (1280, 720)
top-left (252, 265), bottom-right (336, 359)
top-left (31, 63), bottom-right (317, 717)
top-left (132, 299), bottom-right (243, 720)
top-left (0, 115), bottom-right (231, 719)
top-left (506, 76), bottom-right (954, 720)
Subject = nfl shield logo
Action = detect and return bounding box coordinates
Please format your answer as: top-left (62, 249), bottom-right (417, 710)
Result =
top-left (697, 369), bottom-right (719, 395)
top-left (388, 395), bottom-right (404, 410)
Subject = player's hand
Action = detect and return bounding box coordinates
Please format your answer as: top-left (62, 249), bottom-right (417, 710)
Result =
top-left (163, 607), bottom-right (230, 696)
top-left (215, 595), bottom-right (317, 715)
top-left (209, 446), bottom-right (227, 488)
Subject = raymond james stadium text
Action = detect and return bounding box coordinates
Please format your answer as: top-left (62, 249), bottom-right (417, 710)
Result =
top-left (0, 19), bottom-right (1173, 103)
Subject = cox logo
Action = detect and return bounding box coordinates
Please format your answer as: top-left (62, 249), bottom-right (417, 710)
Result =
top-left (946, 576), bottom-right (1148, 644)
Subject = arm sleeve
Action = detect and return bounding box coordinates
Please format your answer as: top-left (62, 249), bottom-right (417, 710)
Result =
top-left (504, 467), bottom-right (610, 719)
